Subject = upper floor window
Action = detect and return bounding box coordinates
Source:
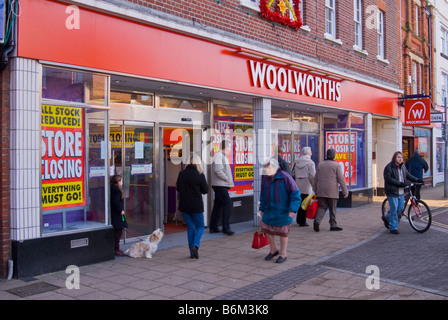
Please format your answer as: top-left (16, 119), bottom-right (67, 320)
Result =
top-left (354, 0), bottom-right (363, 48)
top-left (415, 4), bottom-right (419, 36)
top-left (442, 26), bottom-right (448, 56)
top-left (442, 72), bottom-right (448, 103)
top-left (325, 0), bottom-right (336, 38)
top-left (240, 0), bottom-right (260, 11)
top-left (377, 10), bottom-right (385, 60)
top-left (412, 61), bottom-right (419, 94)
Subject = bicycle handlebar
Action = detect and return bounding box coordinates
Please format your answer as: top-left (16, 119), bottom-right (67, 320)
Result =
top-left (404, 182), bottom-right (423, 188)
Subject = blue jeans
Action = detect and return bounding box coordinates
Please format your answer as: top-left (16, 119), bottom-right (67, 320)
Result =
top-left (386, 194), bottom-right (405, 231)
top-left (182, 212), bottom-right (205, 255)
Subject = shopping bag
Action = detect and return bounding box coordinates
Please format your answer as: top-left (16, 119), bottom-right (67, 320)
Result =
top-left (306, 200), bottom-right (319, 219)
top-left (252, 222), bottom-right (269, 249)
top-left (301, 192), bottom-right (315, 210)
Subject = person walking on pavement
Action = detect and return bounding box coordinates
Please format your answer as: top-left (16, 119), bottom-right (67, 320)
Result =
top-left (110, 175), bottom-right (128, 256)
top-left (312, 149), bottom-right (348, 232)
top-left (383, 151), bottom-right (421, 234)
top-left (209, 140), bottom-right (235, 235)
top-left (292, 146), bottom-right (316, 226)
top-left (277, 145), bottom-right (292, 176)
top-left (259, 158), bottom-right (301, 263)
top-left (176, 154), bottom-right (208, 259)
top-left (405, 148), bottom-right (428, 200)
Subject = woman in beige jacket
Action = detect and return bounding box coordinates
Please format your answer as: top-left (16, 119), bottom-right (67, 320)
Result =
top-left (292, 147), bottom-right (316, 226)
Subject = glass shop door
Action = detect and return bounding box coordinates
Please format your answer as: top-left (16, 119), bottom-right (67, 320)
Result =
top-left (110, 121), bottom-right (156, 238)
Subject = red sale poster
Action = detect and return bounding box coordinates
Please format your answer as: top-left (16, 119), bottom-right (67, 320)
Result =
top-left (325, 131), bottom-right (357, 185)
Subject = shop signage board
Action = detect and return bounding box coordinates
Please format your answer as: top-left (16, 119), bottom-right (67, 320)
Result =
top-left (17, 0), bottom-right (399, 118)
top-left (404, 98), bottom-right (431, 126)
top-left (431, 112), bottom-right (443, 123)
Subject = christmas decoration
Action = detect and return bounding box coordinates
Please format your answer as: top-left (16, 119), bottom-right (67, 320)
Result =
top-left (259, 0), bottom-right (303, 30)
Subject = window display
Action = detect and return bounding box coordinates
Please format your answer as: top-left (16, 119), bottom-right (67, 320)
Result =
top-left (42, 66), bottom-right (109, 233)
top-left (324, 113), bottom-right (366, 189)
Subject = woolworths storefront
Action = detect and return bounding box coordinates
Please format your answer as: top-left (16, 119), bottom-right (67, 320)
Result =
top-left (8, 0), bottom-right (400, 278)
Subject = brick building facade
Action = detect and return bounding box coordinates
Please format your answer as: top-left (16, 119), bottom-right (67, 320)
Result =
top-left (0, 0), bottom-right (406, 278)
top-left (399, 0), bottom-right (434, 184)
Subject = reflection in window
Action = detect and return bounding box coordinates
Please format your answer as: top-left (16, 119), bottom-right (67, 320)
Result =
top-left (214, 104), bottom-right (252, 120)
top-left (160, 96), bottom-right (208, 111)
top-left (272, 108), bottom-right (291, 120)
top-left (110, 91), bottom-right (154, 106)
top-left (42, 67), bottom-right (107, 106)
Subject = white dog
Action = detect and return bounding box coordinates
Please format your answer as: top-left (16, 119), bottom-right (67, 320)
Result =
top-left (125, 228), bottom-right (164, 258)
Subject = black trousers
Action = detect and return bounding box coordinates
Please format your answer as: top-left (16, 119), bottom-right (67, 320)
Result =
top-left (296, 193), bottom-right (309, 225)
top-left (114, 228), bottom-right (123, 251)
top-left (210, 186), bottom-right (232, 231)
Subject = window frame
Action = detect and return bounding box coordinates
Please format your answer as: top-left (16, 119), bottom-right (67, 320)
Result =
top-left (240, 0), bottom-right (260, 11)
top-left (325, 0), bottom-right (336, 38)
top-left (377, 10), bottom-right (385, 60)
top-left (354, 0), bottom-right (363, 49)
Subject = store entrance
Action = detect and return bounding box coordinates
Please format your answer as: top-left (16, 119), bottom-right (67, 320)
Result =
top-left (110, 121), bottom-right (156, 239)
top-left (161, 126), bottom-right (204, 234)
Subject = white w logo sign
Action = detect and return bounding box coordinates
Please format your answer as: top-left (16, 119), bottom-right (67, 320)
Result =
top-left (404, 99), bottom-right (430, 126)
top-left (411, 108), bottom-right (424, 119)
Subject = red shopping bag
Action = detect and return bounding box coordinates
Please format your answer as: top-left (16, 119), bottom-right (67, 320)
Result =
top-left (306, 200), bottom-right (318, 219)
top-left (252, 223), bottom-right (269, 249)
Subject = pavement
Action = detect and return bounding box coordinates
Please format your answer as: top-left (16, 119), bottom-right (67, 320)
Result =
top-left (1, 185), bottom-right (448, 301)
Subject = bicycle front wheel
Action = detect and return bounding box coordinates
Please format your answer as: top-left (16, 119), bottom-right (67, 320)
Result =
top-left (407, 200), bottom-right (432, 233)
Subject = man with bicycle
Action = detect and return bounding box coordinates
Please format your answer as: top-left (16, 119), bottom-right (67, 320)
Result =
top-left (383, 151), bottom-right (422, 234)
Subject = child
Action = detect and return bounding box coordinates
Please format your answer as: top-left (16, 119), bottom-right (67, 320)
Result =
top-left (110, 175), bottom-right (128, 256)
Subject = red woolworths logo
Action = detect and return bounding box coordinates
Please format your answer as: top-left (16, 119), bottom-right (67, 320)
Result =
top-left (404, 98), bottom-right (431, 126)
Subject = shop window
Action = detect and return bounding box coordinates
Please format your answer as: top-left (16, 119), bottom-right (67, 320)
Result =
top-left (42, 67), bottom-right (107, 106)
top-left (214, 103), bottom-right (252, 120)
top-left (42, 107), bottom-right (109, 233)
top-left (41, 66), bottom-right (109, 234)
top-left (293, 112), bottom-right (319, 132)
top-left (110, 91), bottom-right (153, 107)
top-left (160, 96), bottom-right (208, 112)
top-left (272, 132), bottom-right (319, 168)
top-left (414, 128), bottom-right (431, 177)
top-left (436, 138), bottom-right (445, 174)
top-left (272, 107), bottom-right (291, 120)
top-left (213, 103), bottom-right (253, 197)
top-left (324, 113), bottom-right (366, 189)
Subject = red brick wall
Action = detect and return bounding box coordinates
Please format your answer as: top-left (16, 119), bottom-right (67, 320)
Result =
top-left (0, 64), bottom-right (10, 279)
top-left (400, 0), bottom-right (432, 96)
top-left (125, 0), bottom-right (401, 87)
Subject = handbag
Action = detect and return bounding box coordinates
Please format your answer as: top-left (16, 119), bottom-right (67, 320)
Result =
top-left (252, 221), bottom-right (270, 249)
top-left (306, 199), bottom-right (319, 219)
top-left (301, 192), bottom-right (315, 210)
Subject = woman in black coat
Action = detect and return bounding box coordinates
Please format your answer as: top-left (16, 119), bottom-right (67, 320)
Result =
top-left (111, 175), bottom-right (128, 256)
top-left (176, 154), bottom-right (208, 259)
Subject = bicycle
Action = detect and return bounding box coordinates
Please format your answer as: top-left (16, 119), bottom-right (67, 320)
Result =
top-left (381, 183), bottom-right (432, 233)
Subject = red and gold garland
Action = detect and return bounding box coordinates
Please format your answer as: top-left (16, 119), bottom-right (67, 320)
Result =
top-left (259, 0), bottom-right (303, 30)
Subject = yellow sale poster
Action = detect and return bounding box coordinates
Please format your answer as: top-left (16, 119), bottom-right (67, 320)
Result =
top-left (41, 105), bottom-right (85, 210)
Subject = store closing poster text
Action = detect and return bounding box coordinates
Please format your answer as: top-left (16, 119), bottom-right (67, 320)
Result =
top-left (326, 131), bottom-right (357, 185)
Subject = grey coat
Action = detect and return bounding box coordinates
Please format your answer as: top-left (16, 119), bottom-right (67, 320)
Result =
top-left (211, 151), bottom-right (234, 188)
top-left (292, 155), bottom-right (316, 194)
top-left (313, 159), bottom-right (348, 199)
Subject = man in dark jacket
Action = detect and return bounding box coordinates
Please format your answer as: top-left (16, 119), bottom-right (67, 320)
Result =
top-left (405, 148), bottom-right (428, 200)
top-left (383, 151), bottom-right (419, 234)
top-left (277, 146), bottom-right (292, 176)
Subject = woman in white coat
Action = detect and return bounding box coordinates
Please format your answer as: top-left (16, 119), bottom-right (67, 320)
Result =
top-left (292, 147), bottom-right (316, 226)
